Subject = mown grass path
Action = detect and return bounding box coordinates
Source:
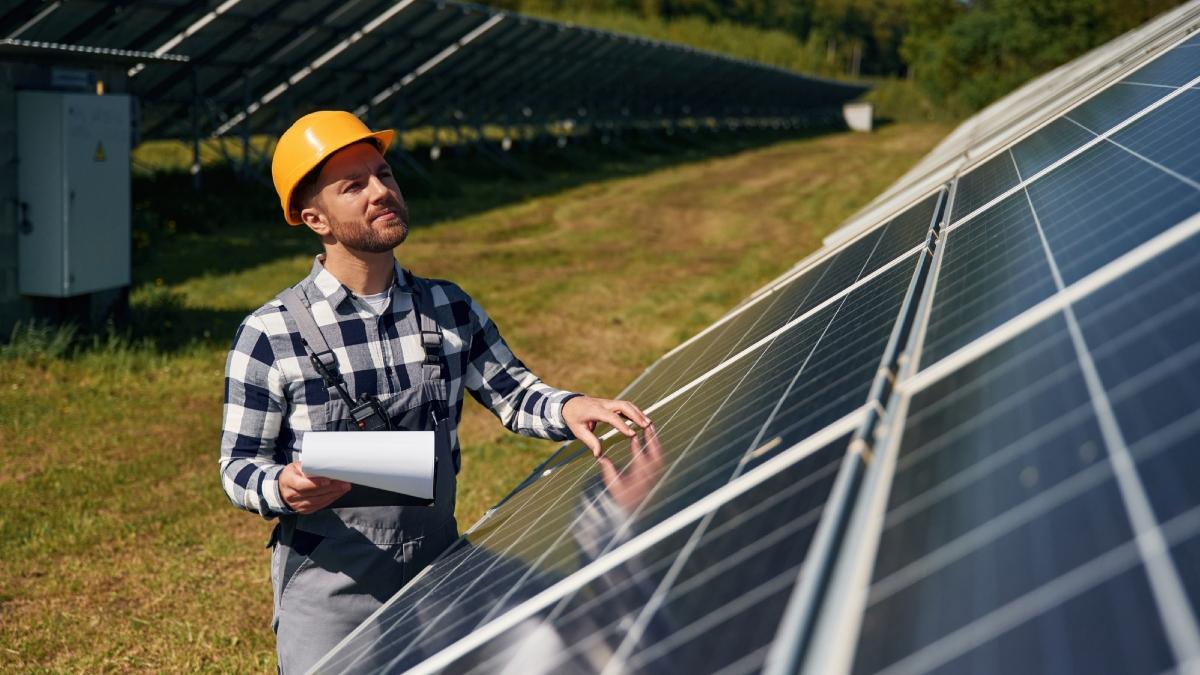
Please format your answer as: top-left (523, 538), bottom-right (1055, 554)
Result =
top-left (0, 123), bottom-right (947, 671)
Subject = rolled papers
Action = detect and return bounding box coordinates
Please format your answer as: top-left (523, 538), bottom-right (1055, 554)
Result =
top-left (300, 431), bottom-right (436, 500)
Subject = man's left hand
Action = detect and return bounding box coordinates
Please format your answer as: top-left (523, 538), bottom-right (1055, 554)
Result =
top-left (563, 395), bottom-right (652, 457)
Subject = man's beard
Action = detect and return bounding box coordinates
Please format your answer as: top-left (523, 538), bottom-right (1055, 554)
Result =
top-left (328, 199), bottom-right (410, 254)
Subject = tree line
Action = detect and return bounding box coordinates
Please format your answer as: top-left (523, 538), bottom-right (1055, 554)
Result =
top-left (481, 0), bottom-right (1186, 114)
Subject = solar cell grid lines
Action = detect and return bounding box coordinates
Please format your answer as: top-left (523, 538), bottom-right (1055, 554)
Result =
top-left (620, 192), bottom-right (938, 408)
top-left (920, 189), bottom-right (1058, 369)
top-left (809, 19), bottom-right (1200, 675)
top-left (1121, 42), bottom-right (1200, 86)
top-left (319, 413), bottom-right (867, 674)
top-left (918, 74), bottom-right (1200, 370)
top-left (1106, 88), bottom-right (1200, 184)
top-left (442, 438), bottom-right (852, 675)
top-left (1008, 118), bottom-right (1098, 178)
top-left (947, 152), bottom-right (1020, 224)
top-left (851, 229), bottom-right (1200, 675)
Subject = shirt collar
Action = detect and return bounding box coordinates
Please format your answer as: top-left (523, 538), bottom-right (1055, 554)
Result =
top-left (305, 255), bottom-right (411, 310)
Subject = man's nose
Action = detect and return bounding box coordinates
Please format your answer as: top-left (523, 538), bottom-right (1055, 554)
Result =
top-left (366, 174), bottom-right (391, 201)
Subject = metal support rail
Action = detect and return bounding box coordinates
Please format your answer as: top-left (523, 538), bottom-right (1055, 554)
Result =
top-left (763, 185), bottom-right (951, 675)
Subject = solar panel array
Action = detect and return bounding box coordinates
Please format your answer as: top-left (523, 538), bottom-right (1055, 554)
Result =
top-left (286, 2), bottom-right (1197, 673)
top-left (1, 0), bottom-right (865, 143)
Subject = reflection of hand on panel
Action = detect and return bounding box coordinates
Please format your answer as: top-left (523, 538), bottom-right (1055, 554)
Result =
top-left (599, 424), bottom-right (665, 514)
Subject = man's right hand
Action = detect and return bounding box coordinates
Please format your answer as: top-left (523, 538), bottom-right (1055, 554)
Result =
top-left (279, 462), bottom-right (351, 513)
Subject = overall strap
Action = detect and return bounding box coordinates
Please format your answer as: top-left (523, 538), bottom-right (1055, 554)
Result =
top-left (277, 286), bottom-right (353, 409)
top-left (407, 273), bottom-right (448, 384)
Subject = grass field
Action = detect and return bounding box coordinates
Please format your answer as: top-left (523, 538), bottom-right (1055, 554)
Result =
top-left (0, 122), bottom-right (948, 671)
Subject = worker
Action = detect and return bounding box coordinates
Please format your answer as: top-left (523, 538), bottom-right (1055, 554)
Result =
top-left (218, 110), bottom-right (652, 673)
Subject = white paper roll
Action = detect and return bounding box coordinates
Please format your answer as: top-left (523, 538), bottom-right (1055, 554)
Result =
top-left (300, 431), bottom-right (436, 500)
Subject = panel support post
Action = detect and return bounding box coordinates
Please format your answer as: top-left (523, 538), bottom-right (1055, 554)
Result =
top-left (190, 68), bottom-right (202, 193)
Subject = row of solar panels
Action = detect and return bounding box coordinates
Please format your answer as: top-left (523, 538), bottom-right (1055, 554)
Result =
top-left (1, 0), bottom-right (866, 142)
top-left (304, 2), bottom-right (1200, 673)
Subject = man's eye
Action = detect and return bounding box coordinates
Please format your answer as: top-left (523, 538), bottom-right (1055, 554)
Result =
top-left (379, 171), bottom-right (392, 179)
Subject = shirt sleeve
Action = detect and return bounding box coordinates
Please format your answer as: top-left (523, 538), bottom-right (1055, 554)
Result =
top-left (458, 288), bottom-right (581, 441)
top-left (218, 312), bottom-right (294, 518)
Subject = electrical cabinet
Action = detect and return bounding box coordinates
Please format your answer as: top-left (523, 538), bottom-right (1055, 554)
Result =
top-left (17, 91), bottom-right (131, 297)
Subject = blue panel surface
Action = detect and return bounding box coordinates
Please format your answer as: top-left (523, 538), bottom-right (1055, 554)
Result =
top-left (949, 152), bottom-right (1021, 223)
top-left (1121, 43), bottom-right (1200, 87)
top-left (415, 435), bottom-right (851, 675)
top-left (921, 190), bottom-right (1057, 368)
top-left (853, 314), bottom-right (1181, 675)
top-left (856, 231), bottom-right (1200, 675)
top-left (1010, 117), bottom-right (1096, 177)
top-left (1109, 88), bottom-right (1200, 183)
top-left (1026, 138), bottom-right (1200, 284)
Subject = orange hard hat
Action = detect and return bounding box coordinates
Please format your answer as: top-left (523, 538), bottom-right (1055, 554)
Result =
top-left (271, 111), bottom-right (395, 225)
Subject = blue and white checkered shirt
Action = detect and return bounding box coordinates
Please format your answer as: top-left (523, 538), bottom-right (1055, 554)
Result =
top-left (219, 256), bottom-right (579, 518)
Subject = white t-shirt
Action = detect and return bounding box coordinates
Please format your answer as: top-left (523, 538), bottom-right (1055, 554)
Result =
top-left (359, 290), bottom-right (390, 315)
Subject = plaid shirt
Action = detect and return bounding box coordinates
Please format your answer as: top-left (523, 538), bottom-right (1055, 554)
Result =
top-left (219, 256), bottom-right (579, 518)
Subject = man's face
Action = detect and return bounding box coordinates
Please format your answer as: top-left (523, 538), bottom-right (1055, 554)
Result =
top-left (304, 142), bottom-right (409, 254)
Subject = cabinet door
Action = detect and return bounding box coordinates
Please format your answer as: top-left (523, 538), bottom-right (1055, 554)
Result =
top-left (64, 93), bottom-right (130, 295)
top-left (16, 92), bottom-right (65, 296)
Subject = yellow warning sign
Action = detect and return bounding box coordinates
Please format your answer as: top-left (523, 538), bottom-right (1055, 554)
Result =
top-left (94, 142), bottom-right (106, 162)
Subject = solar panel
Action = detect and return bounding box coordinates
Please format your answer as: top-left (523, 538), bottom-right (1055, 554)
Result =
top-left (850, 229), bottom-right (1200, 675)
top-left (4, 0), bottom-right (866, 142)
top-left (321, 417), bottom-right (865, 673)
top-left (799, 12), bottom-right (1200, 673)
top-left (436, 434), bottom-right (854, 675)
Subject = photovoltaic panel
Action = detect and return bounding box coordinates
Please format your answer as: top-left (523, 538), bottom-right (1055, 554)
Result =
top-left (920, 190), bottom-right (1058, 368)
top-left (617, 256), bottom-right (837, 407)
top-left (947, 152), bottom-right (1020, 223)
top-left (434, 436), bottom-right (852, 675)
top-left (1108, 88), bottom-right (1200, 183)
top-left (863, 192), bottom-right (942, 270)
top-left (1024, 131), bottom-right (1200, 284)
top-left (1120, 42), bottom-right (1200, 86)
top-left (1062, 81), bottom-right (1175, 134)
top-left (920, 85), bottom-right (1200, 370)
top-left (947, 40), bottom-right (1198, 228)
top-left (850, 227), bottom-right (1200, 675)
top-left (1009, 117), bottom-right (1102, 177)
top-left (3, 0), bottom-right (867, 141)
top-left (1073, 235), bottom-right (1200, 526)
top-left (621, 194), bottom-right (936, 408)
top-left (517, 250), bottom-right (918, 524)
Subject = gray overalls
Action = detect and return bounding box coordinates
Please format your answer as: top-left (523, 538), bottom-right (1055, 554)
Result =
top-left (271, 276), bottom-right (458, 674)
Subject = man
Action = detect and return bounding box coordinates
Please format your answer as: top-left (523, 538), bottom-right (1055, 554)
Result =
top-left (219, 111), bottom-right (652, 673)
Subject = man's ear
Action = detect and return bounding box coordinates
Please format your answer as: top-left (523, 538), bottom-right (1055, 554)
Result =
top-left (299, 204), bottom-right (330, 236)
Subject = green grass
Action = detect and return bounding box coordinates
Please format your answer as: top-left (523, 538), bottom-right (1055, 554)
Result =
top-left (0, 122), bottom-right (949, 671)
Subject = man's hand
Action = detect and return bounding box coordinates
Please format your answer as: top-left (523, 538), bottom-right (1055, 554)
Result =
top-left (279, 462), bottom-right (351, 514)
top-left (563, 395), bottom-right (652, 457)
top-left (598, 424), bottom-right (664, 513)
